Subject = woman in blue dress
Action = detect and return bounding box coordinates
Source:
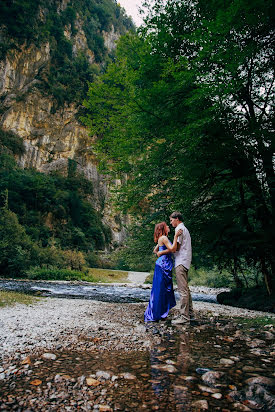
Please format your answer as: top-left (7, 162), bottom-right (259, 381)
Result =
top-left (144, 222), bottom-right (182, 322)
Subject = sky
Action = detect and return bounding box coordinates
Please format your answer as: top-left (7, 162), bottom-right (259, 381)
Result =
top-left (118, 0), bottom-right (145, 27)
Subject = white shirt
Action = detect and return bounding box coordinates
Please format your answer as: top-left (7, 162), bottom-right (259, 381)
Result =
top-left (174, 222), bottom-right (192, 269)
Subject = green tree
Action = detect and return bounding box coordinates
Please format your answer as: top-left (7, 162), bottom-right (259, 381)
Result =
top-left (0, 207), bottom-right (34, 276)
top-left (84, 0), bottom-right (274, 293)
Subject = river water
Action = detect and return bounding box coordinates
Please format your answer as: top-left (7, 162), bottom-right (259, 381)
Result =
top-left (0, 280), bottom-right (217, 303)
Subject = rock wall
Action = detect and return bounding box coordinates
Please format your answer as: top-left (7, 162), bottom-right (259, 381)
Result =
top-left (0, 13), bottom-right (126, 245)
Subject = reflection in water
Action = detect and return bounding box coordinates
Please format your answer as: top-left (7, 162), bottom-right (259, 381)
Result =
top-left (150, 329), bottom-right (192, 411)
top-left (173, 331), bottom-right (191, 411)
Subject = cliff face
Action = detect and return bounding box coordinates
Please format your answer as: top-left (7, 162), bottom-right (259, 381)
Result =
top-left (0, 0), bottom-right (130, 244)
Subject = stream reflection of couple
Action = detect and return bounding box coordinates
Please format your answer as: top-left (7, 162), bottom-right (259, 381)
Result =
top-left (144, 211), bottom-right (194, 325)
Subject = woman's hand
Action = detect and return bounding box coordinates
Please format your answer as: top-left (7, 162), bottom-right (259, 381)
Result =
top-left (153, 244), bottom-right (159, 254)
top-left (175, 229), bottom-right (183, 238)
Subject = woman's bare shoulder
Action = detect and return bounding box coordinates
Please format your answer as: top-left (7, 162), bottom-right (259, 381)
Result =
top-left (158, 235), bottom-right (168, 245)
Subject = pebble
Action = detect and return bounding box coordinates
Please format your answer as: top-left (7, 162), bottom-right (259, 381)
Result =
top-left (191, 399), bottom-right (208, 409)
top-left (211, 393), bottom-right (222, 399)
top-left (232, 404), bottom-right (252, 411)
top-left (201, 371), bottom-right (224, 387)
top-left (86, 377), bottom-right (100, 387)
top-left (198, 384), bottom-right (220, 394)
top-left (196, 368), bottom-right (212, 375)
top-left (42, 353), bottom-right (57, 361)
top-left (245, 376), bottom-right (275, 388)
top-left (152, 364), bottom-right (177, 373)
top-left (120, 372), bottom-right (136, 380)
top-left (96, 371), bottom-right (111, 380)
top-left (219, 358), bottom-right (235, 366)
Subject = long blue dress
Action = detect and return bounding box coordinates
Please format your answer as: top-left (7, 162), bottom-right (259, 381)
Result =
top-left (144, 244), bottom-right (176, 322)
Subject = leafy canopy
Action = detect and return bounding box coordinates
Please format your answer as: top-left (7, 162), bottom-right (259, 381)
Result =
top-left (85, 0), bottom-right (274, 291)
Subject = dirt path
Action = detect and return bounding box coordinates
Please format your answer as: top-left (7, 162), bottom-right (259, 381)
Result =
top-left (127, 271), bottom-right (150, 285)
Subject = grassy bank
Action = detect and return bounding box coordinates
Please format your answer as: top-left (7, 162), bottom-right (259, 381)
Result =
top-left (25, 267), bottom-right (129, 283)
top-left (234, 316), bottom-right (275, 328)
top-left (145, 267), bottom-right (233, 287)
top-left (0, 291), bottom-right (40, 308)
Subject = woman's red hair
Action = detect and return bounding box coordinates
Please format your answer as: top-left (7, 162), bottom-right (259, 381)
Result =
top-left (154, 222), bottom-right (168, 243)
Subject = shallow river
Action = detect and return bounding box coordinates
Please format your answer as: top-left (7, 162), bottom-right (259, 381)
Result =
top-left (0, 318), bottom-right (274, 411)
top-left (0, 281), bottom-right (274, 411)
top-left (0, 279), bottom-right (217, 303)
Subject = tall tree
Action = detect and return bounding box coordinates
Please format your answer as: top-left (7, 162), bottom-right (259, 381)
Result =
top-left (85, 0), bottom-right (274, 293)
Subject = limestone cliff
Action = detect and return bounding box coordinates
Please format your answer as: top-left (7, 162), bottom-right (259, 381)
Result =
top-left (0, 0), bottom-right (133, 245)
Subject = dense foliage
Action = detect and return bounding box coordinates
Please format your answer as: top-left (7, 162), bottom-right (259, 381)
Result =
top-left (85, 0), bottom-right (274, 293)
top-left (0, 128), bottom-right (110, 277)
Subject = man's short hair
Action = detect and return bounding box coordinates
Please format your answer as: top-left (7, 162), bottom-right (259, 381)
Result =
top-left (170, 211), bottom-right (183, 221)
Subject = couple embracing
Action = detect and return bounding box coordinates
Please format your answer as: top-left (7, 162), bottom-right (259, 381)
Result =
top-left (144, 211), bottom-right (194, 325)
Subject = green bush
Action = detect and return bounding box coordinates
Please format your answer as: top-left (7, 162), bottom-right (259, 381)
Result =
top-left (189, 267), bottom-right (234, 288)
top-left (0, 208), bottom-right (34, 277)
top-left (85, 251), bottom-right (102, 268)
top-left (0, 128), bottom-right (25, 156)
top-left (0, 161), bottom-right (108, 253)
top-left (217, 286), bottom-right (275, 313)
top-left (25, 267), bottom-right (90, 281)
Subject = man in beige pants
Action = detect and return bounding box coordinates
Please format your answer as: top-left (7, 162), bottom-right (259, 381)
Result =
top-left (158, 211), bottom-right (193, 324)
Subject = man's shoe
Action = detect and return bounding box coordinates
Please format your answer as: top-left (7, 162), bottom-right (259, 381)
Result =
top-left (171, 317), bottom-right (190, 325)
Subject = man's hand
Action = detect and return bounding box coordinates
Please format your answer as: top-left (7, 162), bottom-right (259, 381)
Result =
top-left (157, 251), bottom-right (162, 257)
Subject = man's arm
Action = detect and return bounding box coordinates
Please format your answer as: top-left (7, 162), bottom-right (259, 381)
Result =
top-left (157, 230), bottom-right (182, 257)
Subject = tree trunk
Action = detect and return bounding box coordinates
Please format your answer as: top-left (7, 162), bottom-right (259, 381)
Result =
top-left (232, 257), bottom-right (243, 289)
top-left (260, 256), bottom-right (273, 295)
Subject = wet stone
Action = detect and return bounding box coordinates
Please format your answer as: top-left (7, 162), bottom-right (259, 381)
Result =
top-left (242, 366), bottom-right (265, 373)
top-left (191, 399), bottom-right (209, 409)
top-left (211, 393), bottom-right (222, 399)
top-left (96, 371), bottom-right (111, 380)
top-left (201, 371), bottom-right (225, 387)
top-left (198, 384), bottom-right (220, 394)
top-left (42, 353), bottom-right (57, 361)
top-left (232, 402), bottom-right (253, 411)
top-left (196, 368), bottom-right (212, 375)
top-left (120, 373), bottom-right (136, 380)
top-left (245, 376), bottom-right (275, 389)
top-left (219, 358), bottom-right (235, 366)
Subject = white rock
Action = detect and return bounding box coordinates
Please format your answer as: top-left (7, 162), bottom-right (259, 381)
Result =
top-left (219, 358), bottom-right (234, 365)
top-left (96, 371), bottom-right (111, 380)
top-left (191, 400), bottom-right (208, 409)
top-left (211, 393), bottom-right (222, 399)
top-left (42, 353), bottom-right (57, 360)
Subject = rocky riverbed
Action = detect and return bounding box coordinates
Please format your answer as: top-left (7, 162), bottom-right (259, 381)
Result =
top-left (0, 297), bottom-right (275, 411)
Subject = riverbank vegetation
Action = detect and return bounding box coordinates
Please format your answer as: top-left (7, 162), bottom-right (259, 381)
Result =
top-left (84, 0), bottom-right (274, 300)
top-left (217, 286), bottom-right (275, 313)
top-left (0, 128), bottom-right (112, 278)
top-left (0, 290), bottom-right (40, 308)
top-left (25, 267), bottom-right (128, 283)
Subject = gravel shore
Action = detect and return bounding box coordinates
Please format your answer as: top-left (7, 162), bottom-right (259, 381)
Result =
top-left (1, 295), bottom-right (274, 360)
